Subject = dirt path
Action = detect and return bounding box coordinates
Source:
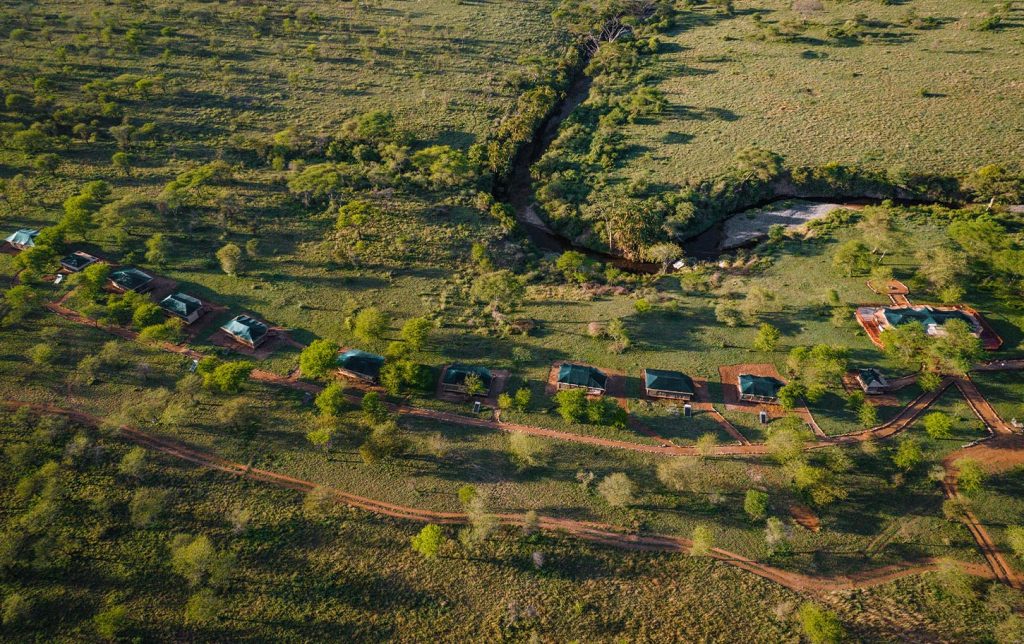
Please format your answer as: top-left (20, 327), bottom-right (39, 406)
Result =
top-left (1, 400), bottom-right (1003, 595)
top-left (941, 441), bottom-right (1024, 591)
top-left (37, 298), bottom-right (999, 460)
top-left (954, 376), bottom-right (1016, 435)
top-left (37, 295), bottom-right (971, 457)
top-left (701, 404), bottom-right (752, 445)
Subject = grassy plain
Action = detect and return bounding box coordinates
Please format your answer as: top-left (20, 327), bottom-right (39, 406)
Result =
top-left (2, 411), bottom-right (1015, 641)
top-left (618, 0), bottom-right (1024, 184)
top-left (2, 0), bottom-right (1024, 640)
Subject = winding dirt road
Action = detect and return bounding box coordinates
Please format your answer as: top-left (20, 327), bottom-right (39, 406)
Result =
top-left (34, 293), bottom-right (1024, 591)
top-left (2, 399), bottom-right (1017, 595)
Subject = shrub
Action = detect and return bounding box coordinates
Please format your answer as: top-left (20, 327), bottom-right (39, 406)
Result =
top-left (1, 592), bottom-right (32, 627)
top-left (1008, 525), bottom-right (1024, 560)
top-left (129, 487), bottom-right (168, 527)
top-left (199, 359), bottom-right (254, 393)
top-left (858, 402), bottom-right (879, 428)
top-left (743, 489), bottom-right (769, 521)
top-left (132, 302), bottom-right (163, 328)
top-left (411, 524), bottom-right (446, 559)
top-left (752, 323), bottom-right (780, 352)
top-left (184, 589), bottom-right (222, 625)
top-left (314, 382), bottom-right (347, 417)
top-left (554, 388), bottom-right (588, 423)
top-left (137, 319), bottom-right (185, 345)
top-left (170, 534), bottom-right (233, 588)
top-left (893, 437), bottom-right (922, 472)
top-left (513, 387), bottom-right (532, 412)
top-left (922, 412), bottom-right (953, 439)
top-left (508, 431), bottom-right (548, 469)
top-left (93, 605), bottom-right (129, 640)
top-left (354, 307), bottom-right (389, 342)
top-left (597, 472), bottom-right (634, 507)
top-left (400, 317), bottom-right (433, 352)
top-left (216, 243), bottom-right (244, 276)
top-left (798, 603), bottom-right (845, 644)
top-left (300, 339), bottom-right (341, 380)
top-left (955, 458), bottom-right (984, 495)
top-left (689, 524), bottom-right (713, 556)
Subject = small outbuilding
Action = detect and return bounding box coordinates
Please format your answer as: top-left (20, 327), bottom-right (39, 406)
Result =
top-left (738, 374), bottom-right (784, 403)
top-left (856, 368), bottom-right (888, 395)
top-left (556, 363), bottom-right (608, 396)
top-left (336, 349), bottom-right (385, 383)
top-left (60, 251), bottom-right (99, 273)
top-left (5, 229), bottom-right (38, 250)
top-left (643, 368), bottom-right (695, 401)
top-left (220, 315), bottom-right (269, 348)
top-left (159, 292), bottom-right (204, 324)
top-left (108, 267), bottom-right (154, 293)
top-left (441, 364), bottom-right (493, 396)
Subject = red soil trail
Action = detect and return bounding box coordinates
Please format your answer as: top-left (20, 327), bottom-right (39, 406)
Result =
top-left (941, 432), bottom-right (1024, 591)
top-left (701, 405), bottom-right (752, 445)
top-left (954, 376), bottom-right (1016, 435)
top-left (0, 400), bottom-right (1001, 594)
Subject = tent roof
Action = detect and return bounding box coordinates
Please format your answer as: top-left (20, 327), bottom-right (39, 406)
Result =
top-left (883, 306), bottom-right (971, 329)
top-left (221, 315), bottom-right (269, 343)
top-left (738, 374), bottom-right (783, 398)
top-left (442, 364), bottom-right (493, 388)
top-left (60, 252), bottom-right (98, 270)
top-left (336, 349), bottom-right (385, 377)
top-left (159, 292), bottom-right (202, 317)
top-left (858, 368), bottom-right (887, 385)
top-left (5, 229), bottom-right (38, 246)
top-left (109, 267), bottom-right (153, 290)
top-left (557, 363), bottom-right (607, 389)
top-left (644, 369), bottom-right (695, 394)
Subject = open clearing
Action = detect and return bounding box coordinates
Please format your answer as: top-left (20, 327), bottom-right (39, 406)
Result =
top-left (619, 0), bottom-right (1024, 184)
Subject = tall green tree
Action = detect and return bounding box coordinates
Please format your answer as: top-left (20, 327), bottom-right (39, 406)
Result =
top-left (300, 339), bottom-right (341, 380)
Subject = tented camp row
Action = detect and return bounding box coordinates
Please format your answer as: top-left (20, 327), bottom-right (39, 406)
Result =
top-left (334, 351), bottom-right (498, 398)
top-left (555, 363), bottom-right (699, 401)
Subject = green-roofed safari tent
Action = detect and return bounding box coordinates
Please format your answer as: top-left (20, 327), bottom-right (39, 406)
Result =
top-left (159, 292), bottom-right (204, 324)
top-left (60, 251), bottom-right (99, 273)
top-left (856, 368), bottom-right (888, 395)
top-left (643, 368), bottom-right (695, 401)
top-left (556, 363), bottom-right (607, 395)
top-left (220, 315), bottom-right (269, 348)
top-left (108, 267), bottom-right (154, 293)
top-left (737, 374), bottom-right (784, 403)
top-left (335, 349), bottom-right (385, 383)
top-left (441, 364), bottom-right (493, 395)
top-left (5, 229), bottom-right (38, 250)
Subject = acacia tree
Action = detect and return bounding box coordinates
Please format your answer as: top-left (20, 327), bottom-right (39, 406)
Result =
top-left (644, 242), bottom-right (683, 273)
top-left (857, 205), bottom-right (894, 255)
top-left (300, 339), bottom-right (341, 380)
top-left (471, 270), bottom-right (525, 313)
top-left (832, 240), bottom-right (871, 276)
top-left (753, 323), bottom-right (781, 352)
top-left (597, 472), bottom-right (634, 507)
top-left (400, 317), bottom-right (433, 352)
top-left (354, 307), bottom-right (389, 342)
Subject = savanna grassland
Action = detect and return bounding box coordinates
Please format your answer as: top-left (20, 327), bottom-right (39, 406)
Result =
top-left (4, 409), bottom-right (1019, 642)
top-left (2, 0), bottom-right (1024, 641)
top-left (624, 0), bottom-right (1024, 183)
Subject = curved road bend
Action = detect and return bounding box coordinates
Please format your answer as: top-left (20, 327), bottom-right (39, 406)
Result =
top-left (3, 400), bottom-right (1019, 593)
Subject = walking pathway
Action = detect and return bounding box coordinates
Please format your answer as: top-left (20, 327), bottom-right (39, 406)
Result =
top-left (0, 400), bottom-right (1009, 594)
